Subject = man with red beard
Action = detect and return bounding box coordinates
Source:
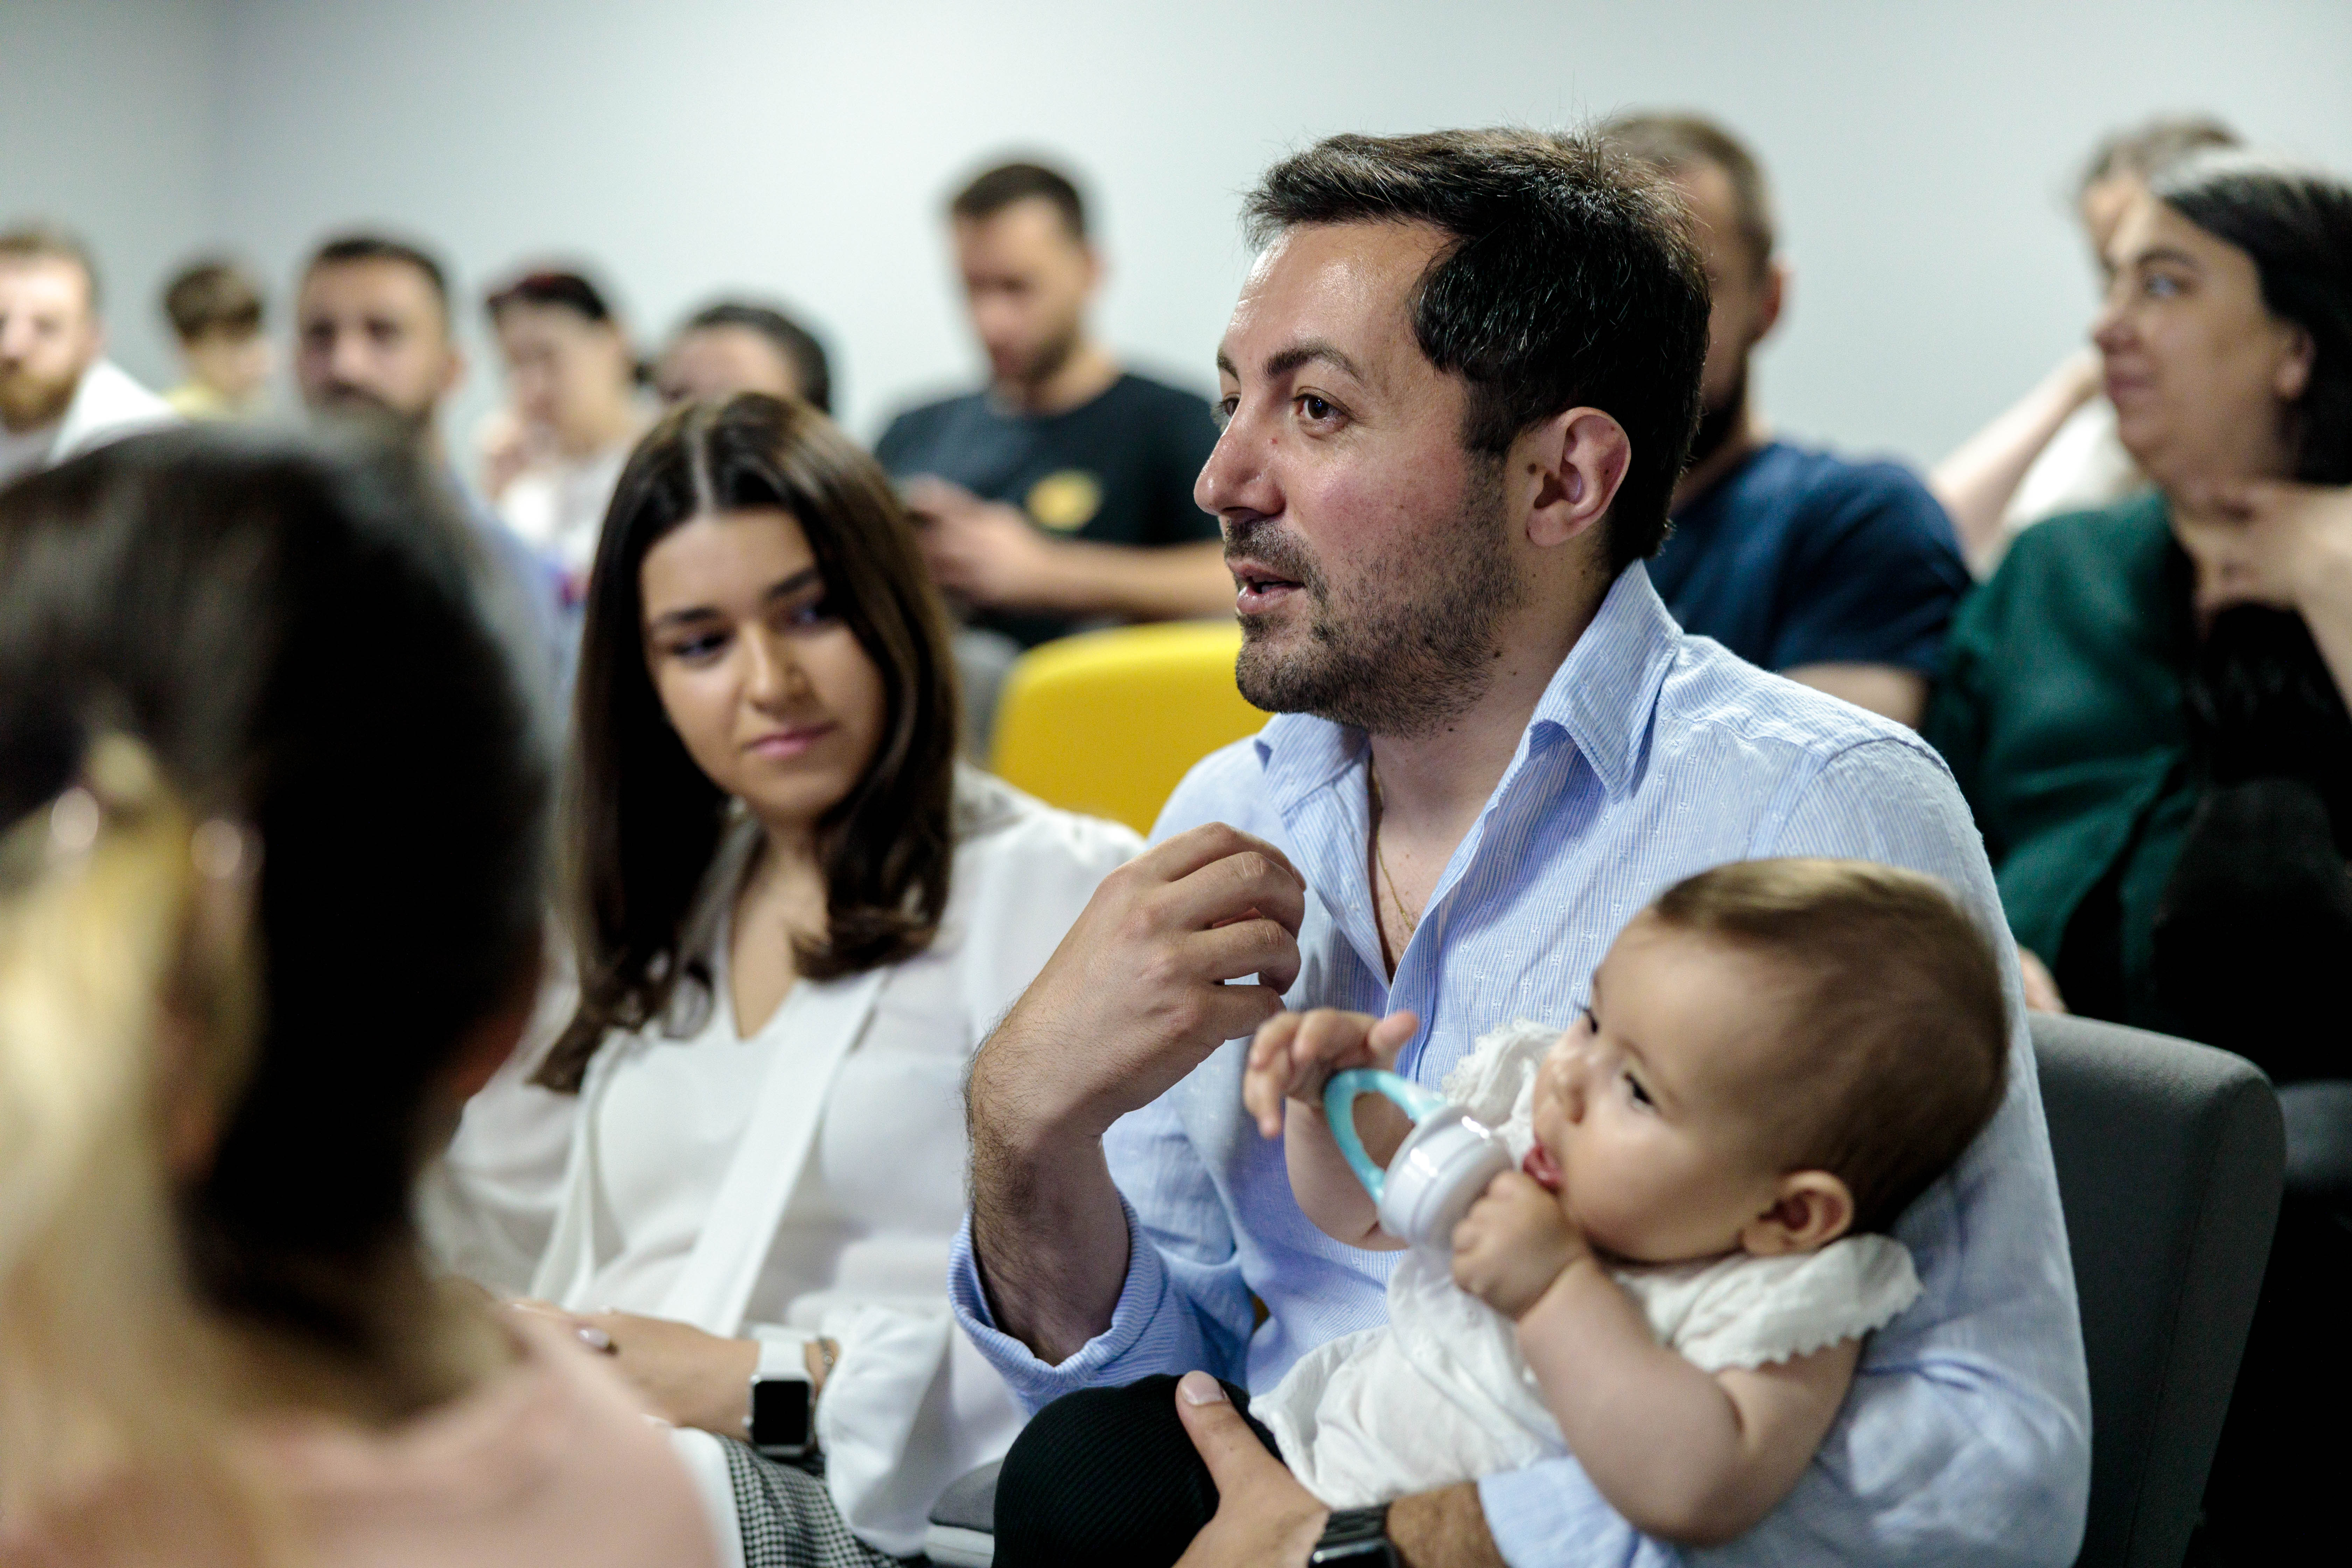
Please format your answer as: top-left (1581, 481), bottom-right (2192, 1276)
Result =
top-left (0, 226), bottom-right (175, 486)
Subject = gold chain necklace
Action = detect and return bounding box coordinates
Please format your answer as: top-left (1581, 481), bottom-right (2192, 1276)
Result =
top-left (1367, 761), bottom-right (1422, 939)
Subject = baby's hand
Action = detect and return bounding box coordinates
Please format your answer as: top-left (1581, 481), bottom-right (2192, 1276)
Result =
top-left (1451, 1170), bottom-right (1589, 1320)
top-left (1242, 1008), bottom-right (1418, 1139)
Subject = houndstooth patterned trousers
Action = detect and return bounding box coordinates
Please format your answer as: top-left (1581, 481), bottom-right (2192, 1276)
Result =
top-left (718, 1439), bottom-right (920, 1568)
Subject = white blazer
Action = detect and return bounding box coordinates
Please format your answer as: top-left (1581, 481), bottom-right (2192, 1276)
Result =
top-left (421, 769), bottom-right (1140, 1556)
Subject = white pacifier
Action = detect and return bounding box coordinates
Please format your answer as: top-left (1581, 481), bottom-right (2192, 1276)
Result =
top-left (1324, 1068), bottom-right (1513, 1251)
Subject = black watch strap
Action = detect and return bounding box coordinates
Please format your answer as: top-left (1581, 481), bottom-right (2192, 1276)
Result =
top-left (1309, 1502), bottom-right (1399, 1566)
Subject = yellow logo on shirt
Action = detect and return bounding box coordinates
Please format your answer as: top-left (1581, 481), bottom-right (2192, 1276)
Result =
top-left (1026, 470), bottom-right (1103, 533)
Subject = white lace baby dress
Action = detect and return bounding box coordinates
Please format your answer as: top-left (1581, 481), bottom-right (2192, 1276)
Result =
top-left (1251, 1021), bottom-right (1921, 1510)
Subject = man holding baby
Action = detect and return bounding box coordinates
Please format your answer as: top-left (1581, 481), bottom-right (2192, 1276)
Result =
top-left (951, 128), bottom-right (2090, 1567)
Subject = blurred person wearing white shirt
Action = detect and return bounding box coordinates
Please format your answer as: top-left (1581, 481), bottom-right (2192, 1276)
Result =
top-left (482, 268), bottom-right (653, 601)
top-left (0, 224), bottom-right (174, 485)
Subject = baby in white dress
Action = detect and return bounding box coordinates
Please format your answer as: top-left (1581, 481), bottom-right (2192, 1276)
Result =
top-left (1241, 856), bottom-right (2009, 1544)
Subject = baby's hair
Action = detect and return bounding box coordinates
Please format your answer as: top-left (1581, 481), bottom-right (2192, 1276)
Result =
top-left (1649, 858), bottom-right (2009, 1233)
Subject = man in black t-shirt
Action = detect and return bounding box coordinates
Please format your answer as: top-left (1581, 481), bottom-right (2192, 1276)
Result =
top-left (876, 162), bottom-right (1228, 740)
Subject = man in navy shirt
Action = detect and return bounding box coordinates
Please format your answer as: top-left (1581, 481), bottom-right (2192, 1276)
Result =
top-left (1603, 114), bottom-right (1968, 726)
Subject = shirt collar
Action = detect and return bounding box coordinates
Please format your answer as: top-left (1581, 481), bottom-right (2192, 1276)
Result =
top-left (1253, 561), bottom-right (1683, 810)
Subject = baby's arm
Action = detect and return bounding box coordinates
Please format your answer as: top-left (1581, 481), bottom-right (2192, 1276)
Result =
top-left (1453, 1177), bottom-right (1861, 1546)
top-left (1242, 1009), bottom-right (1418, 1251)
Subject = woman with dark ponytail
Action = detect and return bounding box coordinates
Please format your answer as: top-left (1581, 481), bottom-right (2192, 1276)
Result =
top-left (0, 431), bottom-right (717, 1564)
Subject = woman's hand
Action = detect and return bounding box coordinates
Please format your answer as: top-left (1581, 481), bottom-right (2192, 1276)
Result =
top-left (2017, 945), bottom-right (2067, 1015)
top-left (1242, 1008), bottom-right (1416, 1139)
top-left (1451, 1170), bottom-right (1588, 1321)
top-left (508, 1303), bottom-right (760, 1435)
top-left (2175, 480), bottom-right (2352, 621)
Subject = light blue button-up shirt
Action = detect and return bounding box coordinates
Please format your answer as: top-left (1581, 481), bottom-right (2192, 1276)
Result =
top-left (951, 564), bottom-right (2090, 1565)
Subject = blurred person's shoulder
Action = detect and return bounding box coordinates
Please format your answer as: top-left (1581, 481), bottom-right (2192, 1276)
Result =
top-left (874, 386), bottom-right (991, 470)
top-left (1765, 439), bottom-right (1960, 551)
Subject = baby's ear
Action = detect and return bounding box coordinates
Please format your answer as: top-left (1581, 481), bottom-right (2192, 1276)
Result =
top-left (1740, 1171), bottom-right (1855, 1256)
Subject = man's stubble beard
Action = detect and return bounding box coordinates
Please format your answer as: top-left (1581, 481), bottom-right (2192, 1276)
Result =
top-left (1233, 454), bottom-right (1525, 740)
top-left (1685, 360), bottom-right (1750, 473)
top-left (0, 363), bottom-right (83, 433)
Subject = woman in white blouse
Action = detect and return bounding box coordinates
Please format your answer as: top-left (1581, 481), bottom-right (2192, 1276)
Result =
top-left (423, 393), bottom-right (1140, 1565)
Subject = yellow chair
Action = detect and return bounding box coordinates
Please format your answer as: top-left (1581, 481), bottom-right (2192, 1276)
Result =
top-left (990, 620), bottom-right (1270, 835)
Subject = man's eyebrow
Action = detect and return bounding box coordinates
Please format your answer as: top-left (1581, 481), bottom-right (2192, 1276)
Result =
top-left (2127, 245), bottom-right (2202, 272)
top-left (1216, 349), bottom-right (1238, 380)
top-left (1262, 340), bottom-right (1367, 384)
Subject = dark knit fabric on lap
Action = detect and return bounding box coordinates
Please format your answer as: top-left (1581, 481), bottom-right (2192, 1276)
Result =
top-left (992, 1375), bottom-right (1280, 1568)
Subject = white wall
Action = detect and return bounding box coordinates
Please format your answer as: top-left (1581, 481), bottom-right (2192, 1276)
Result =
top-left (0, 0), bottom-right (229, 392)
top-left (13, 0), bottom-right (2352, 468)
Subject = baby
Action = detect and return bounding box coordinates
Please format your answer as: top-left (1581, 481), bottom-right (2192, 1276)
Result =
top-left (991, 857), bottom-right (2010, 1560)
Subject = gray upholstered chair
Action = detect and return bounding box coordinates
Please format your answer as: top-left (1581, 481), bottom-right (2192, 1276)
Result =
top-left (2031, 1012), bottom-right (2283, 1568)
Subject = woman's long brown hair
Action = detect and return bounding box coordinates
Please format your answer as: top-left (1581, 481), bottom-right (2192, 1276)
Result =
top-left (535, 394), bottom-right (959, 1092)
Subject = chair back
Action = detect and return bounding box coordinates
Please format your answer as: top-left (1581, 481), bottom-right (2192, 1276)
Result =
top-left (2031, 1013), bottom-right (2282, 1568)
top-left (990, 620), bottom-right (1267, 834)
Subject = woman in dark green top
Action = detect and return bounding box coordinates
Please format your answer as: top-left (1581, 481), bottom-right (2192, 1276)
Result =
top-left (1926, 153), bottom-right (2352, 1080)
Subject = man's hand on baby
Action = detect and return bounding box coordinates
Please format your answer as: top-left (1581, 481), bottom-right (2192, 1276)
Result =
top-left (1451, 1170), bottom-right (1589, 1320)
top-left (1242, 1008), bottom-right (1419, 1139)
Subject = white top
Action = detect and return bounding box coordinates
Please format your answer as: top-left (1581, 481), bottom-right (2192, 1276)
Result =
top-left (1989, 398), bottom-right (2144, 567)
top-left (0, 359), bottom-right (177, 484)
top-left (1253, 1021), bottom-right (1921, 1510)
top-left (420, 768), bottom-right (1140, 1556)
top-left (497, 442), bottom-right (632, 592)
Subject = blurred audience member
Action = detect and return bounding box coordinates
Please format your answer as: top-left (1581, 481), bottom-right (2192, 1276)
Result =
top-left (0, 433), bottom-right (715, 1567)
top-left (159, 258), bottom-right (272, 420)
top-left (294, 232), bottom-right (575, 698)
top-left (483, 269), bottom-right (651, 596)
top-left (1602, 115), bottom-right (1968, 727)
top-left (656, 298), bottom-right (833, 412)
top-left (0, 224), bottom-right (174, 485)
top-left (1932, 115), bottom-right (2241, 569)
top-left (1926, 153), bottom-right (2352, 1067)
top-left (876, 160), bottom-right (1225, 746)
top-left (424, 394), bottom-right (1138, 1562)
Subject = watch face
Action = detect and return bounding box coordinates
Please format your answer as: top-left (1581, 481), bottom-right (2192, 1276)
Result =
top-left (749, 1377), bottom-right (811, 1450)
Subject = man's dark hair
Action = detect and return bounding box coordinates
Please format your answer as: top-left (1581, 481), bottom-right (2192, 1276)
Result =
top-left (1597, 112), bottom-right (1775, 278)
top-left (162, 259), bottom-right (264, 342)
top-left (2153, 152), bottom-right (2352, 485)
top-left (0, 223), bottom-right (102, 311)
top-left (1242, 128), bottom-right (1708, 573)
top-left (302, 232), bottom-right (451, 322)
top-left (680, 299), bottom-right (834, 414)
top-left (2081, 114), bottom-right (2241, 195)
top-left (950, 161), bottom-right (1088, 242)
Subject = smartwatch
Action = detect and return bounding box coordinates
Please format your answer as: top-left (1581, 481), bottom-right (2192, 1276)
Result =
top-left (1310, 1503), bottom-right (1400, 1566)
top-left (746, 1336), bottom-right (815, 1461)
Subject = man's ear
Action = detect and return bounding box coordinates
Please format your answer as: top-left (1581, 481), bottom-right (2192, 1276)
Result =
top-left (1739, 1169), bottom-right (1854, 1256)
top-left (1753, 258), bottom-right (1789, 348)
top-left (2275, 323), bottom-right (2315, 404)
top-left (1520, 407), bottom-right (1632, 550)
